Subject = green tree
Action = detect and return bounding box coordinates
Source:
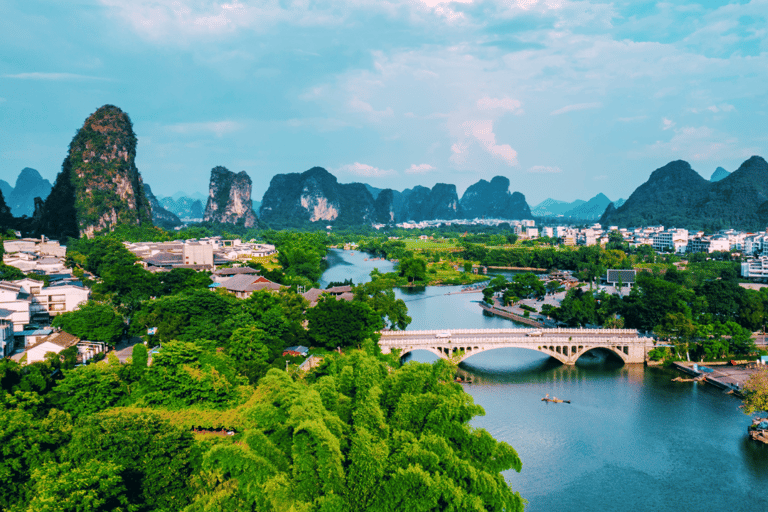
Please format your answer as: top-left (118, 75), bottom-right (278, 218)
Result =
top-left (65, 410), bottom-right (197, 512)
top-left (49, 362), bottom-right (128, 418)
top-left (307, 297), bottom-right (384, 349)
top-left (742, 367), bottom-right (768, 415)
top-left (136, 341), bottom-right (246, 408)
top-left (399, 257), bottom-right (428, 283)
top-left (130, 343), bottom-right (148, 380)
top-left (227, 326), bottom-right (275, 383)
top-left (52, 301), bottom-right (125, 345)
top-left (27, 460), bottom-right (135, 512)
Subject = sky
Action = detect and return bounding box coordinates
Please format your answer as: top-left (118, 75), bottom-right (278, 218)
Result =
top-left (1, 0), bottom-right (767, 206)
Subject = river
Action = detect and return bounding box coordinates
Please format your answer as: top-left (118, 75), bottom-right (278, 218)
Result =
top-left (321, 249), bottom-right (768, 512)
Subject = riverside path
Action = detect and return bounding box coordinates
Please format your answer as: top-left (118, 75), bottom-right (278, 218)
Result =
top-left (378, 328), bottom-right (655, 365)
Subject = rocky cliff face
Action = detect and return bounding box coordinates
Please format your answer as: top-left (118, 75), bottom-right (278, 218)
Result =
top-left (460, 176), bottom-right (531, 219)
top-left (8, 168), bottom-right (52, 217)
top-left (38, 105), bottom-right (152, 239)
top-left (144, 184), bottom-right (181, 228)
top-left (203, 166), bottom-right (258, 227)
top-left (410, 183), bottom-right (462, 221)
top-left (260, 167), bottom-right (375, 227)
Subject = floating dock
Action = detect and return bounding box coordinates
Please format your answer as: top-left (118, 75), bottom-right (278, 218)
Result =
top-left (671, 361), bottom-right (763, 395)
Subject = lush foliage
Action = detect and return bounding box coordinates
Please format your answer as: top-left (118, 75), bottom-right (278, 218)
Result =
top-left (742, 367), bottom-right (768, 415)
top-left (52, 301), bottom-right (125, 345)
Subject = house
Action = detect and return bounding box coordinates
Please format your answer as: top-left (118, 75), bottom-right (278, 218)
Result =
top-left (10, 330), bottom-right (108, 365)
top-left (605, 269), bottom-right (637, 288)
top-left (219, 274), bottom-right (283, 299)
top-left (0, 282), bottom-right (31, 330)
top-left (301, 286), bottom-right (355, 306)
top-left (283, 346), bottom-right (309, 357)
top-left (12, 330), bottom-right (80, 364)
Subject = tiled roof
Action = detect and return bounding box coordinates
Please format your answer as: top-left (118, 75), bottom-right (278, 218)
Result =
top-left (325, 285), bottom-right (353, 294)
top-left (145, 253), bottom-right (183, 267)
top-left (336, 292), bottom-right (354, 302)
top-left (25, 330), bottom-right (80, 351)
top-left (302, 288), bottom-right (325, 304)
top-left (214, 267), bottom-right (259, 276)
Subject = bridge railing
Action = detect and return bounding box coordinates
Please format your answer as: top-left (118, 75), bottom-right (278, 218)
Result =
top-left (380, 328), bottom-right (640, 336)
top-left (380, 336), bottom-right (651, 346)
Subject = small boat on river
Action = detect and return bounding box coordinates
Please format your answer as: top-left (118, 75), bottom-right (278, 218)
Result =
top-left (542, 395), bottom-right (571, 404)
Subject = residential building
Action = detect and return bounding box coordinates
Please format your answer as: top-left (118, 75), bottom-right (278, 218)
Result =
top-left (0, 313), bottom-right (14, 358)
top-left (218, 274), bottom-right (283, 299)
top-left (605, 269), bottom-right (637, 289)
top-left (652, 229), bottom-right (688, 253)
top-left (741, 256), bottom-right (768, 279)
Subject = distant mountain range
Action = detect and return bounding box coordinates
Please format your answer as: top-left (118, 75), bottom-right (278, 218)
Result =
top-left (4, 148), bottom-right (764, 234)
top-left (710, 166), bottom-right (730, 182)
top-left (0, 168), bottom-right (52, 217)
top-left (532, 194), bottom-right (625, 221)
top-left (258, 167), bottom-right (533, 228)
top-left (601, 156), bottom-right (768, 231)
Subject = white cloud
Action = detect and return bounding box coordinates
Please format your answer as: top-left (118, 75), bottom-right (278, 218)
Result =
top-left (349, 97), bottom-right (394, 121)
top-left (285, 118), bottom-right (350, 131)
top-left (645, 125), bottom-right (757, 162)
top-left (166, 120), bottom-right (243, 137)
top-left (477, 96), bottom-right (522, 113)
top-left (453, 120), bottom-right (518, 167)
top-left (690, 103), bottom-right (736, 114)
top-left (405, 163), bottom-right (436, 174)
top-left (662, 117), bottom-right (675, 130)
top-left (419, 0), bottom-right (473, 7)
top-left (527, 165), bottom-right (562, 174)
top-left (3, 72), bottom-right (108, 81)
top-left (338, 162), bottom-right (397, 177)
top-left (550, 102), bottom-right (602, 115)
top-left (593, 174), bottom-right (608, 180)
top-left (0, 97), bottom-right (6, 103)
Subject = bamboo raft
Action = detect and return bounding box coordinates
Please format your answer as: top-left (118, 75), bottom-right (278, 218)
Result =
top-left (672, 375), bottom-right (707, 383)
top-left (542, 397), bottom-right (571, 404)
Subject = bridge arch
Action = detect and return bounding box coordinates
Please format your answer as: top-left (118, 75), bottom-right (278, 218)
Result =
top-left (571, 345), bottom-right (628, 363)
top-left (457, 345), bottom-right (569, 365)
top-left (397, 347), bottom-right (448, 361)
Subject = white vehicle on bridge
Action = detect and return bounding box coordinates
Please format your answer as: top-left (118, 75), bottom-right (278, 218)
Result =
top-left (526, 330), bottom-right (543, 337)
top-left (435, 331), bottom-right (452, 338)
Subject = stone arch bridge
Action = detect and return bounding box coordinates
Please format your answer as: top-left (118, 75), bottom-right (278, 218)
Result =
top-left (379, 328), bottom-right (654, 365)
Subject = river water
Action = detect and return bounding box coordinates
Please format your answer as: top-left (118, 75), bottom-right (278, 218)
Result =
top-left (321, 249), bottom-right (768, 511)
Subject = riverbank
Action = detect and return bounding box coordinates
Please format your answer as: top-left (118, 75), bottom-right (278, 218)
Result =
top-left (671, 361), bottom-right (764, 395)
top-left (478, 301), bottom-right (545, 327)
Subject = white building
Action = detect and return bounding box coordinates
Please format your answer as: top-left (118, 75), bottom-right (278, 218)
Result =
top-left (525, 227), bottom-right (539, 239)
top-left (741, 256), bottom-right (768, 279)
top-left (687, 236), bottom-right (730, 253)
top-left (0, 282), bottom-right (31, 331)
top-left (0, 313), bottom-right (14, 358)
top-left (652, 229), bottom-right (688, 253)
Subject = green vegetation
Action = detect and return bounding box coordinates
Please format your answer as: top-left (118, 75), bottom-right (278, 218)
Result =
top-left (742, 367), bottom-right (768, 415)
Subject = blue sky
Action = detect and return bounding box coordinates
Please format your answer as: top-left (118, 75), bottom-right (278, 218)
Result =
top-left (1, 0), bottom-right (767, 205)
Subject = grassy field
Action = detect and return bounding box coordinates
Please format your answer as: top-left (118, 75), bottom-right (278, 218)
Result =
top-left (248, 254), bottom-right (281, 270)
top-left (401, 238), bottom-right (461, 251)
